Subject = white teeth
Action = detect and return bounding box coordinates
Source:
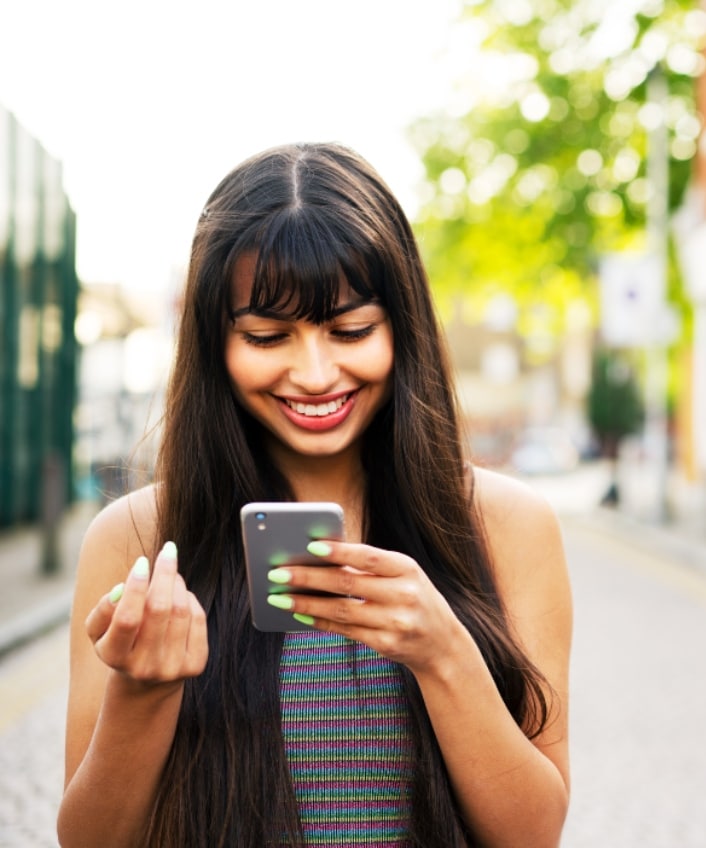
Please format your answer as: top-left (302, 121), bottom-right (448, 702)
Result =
top-left (285, 394), bottom-right (349, 417)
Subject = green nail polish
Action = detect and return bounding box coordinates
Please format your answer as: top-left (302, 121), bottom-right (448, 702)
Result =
top-left (132, 555), bottom-right (150, 579)
top-left (307, 541), bottom-right (332, 557)
top-left (269, 551), bottom-right (289, 567)
top-left (267, 594), bottom-right (294, 610)
top-left (108, 582), bottom-right (125, 604)
top-left (162, 541), bottom-right (177, 559)
top-left (293, 613), bottom-right (315, 626)
top-left (267, 568), bottom-right (292, 584)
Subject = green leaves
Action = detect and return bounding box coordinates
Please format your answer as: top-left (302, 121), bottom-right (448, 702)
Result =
top-left (410, 0), bottom-right (705, 331)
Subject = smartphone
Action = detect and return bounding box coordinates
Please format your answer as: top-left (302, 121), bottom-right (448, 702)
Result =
top-left (240, 501), bottom-right (344, 631)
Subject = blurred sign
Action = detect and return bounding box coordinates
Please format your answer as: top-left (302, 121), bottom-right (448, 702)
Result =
top-left (599, 252), bottom-right (675, 347)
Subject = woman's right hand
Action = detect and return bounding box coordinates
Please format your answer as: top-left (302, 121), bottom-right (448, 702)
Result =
top-left (85, 542), bottom-right (209, 688)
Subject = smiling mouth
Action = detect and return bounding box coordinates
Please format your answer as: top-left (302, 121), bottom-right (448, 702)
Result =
top-left (281, 393), bottom-right (352, 417)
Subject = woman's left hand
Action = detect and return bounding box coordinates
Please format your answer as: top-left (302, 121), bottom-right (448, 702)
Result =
top-left (266, 540), bottom-right (469, 673)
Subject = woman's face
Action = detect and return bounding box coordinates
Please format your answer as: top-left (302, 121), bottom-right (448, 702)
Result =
top-left (225, 253), bottom-right (394, 463)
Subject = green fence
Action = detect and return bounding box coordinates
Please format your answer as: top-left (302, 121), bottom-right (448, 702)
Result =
top-left (0, 106), bottom-right (78, 528)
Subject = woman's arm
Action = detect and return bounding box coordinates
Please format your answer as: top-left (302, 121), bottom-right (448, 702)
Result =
top-left (57, 489), bottom-right (208, 848)
top-left (259, 469), bottom-right (571, 847)
top-left (411, 468), bottom-right (571, 846)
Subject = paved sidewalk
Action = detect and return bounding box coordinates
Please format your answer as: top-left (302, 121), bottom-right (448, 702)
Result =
top-left (515, 459), bottom-right (706, 578)
top-left (570, 503), bottom-right (706, 578)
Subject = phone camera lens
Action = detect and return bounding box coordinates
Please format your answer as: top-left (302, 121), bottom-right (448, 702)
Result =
top-left (255, 512), bottom-right (266, 521)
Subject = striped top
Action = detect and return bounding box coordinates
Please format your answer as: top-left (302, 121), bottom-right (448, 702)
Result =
top-left (279, 630), bottom-right (415, 846)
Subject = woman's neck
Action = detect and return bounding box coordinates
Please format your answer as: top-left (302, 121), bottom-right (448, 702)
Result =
top-left (267, 443), bottom-right (367, 541)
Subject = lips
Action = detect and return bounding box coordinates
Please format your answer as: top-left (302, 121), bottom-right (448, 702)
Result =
top-left (276, 390), bottom-right (357, 431)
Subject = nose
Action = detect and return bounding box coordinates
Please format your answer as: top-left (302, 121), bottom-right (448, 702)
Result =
top-left (288, 332), bottom-right (340, 394)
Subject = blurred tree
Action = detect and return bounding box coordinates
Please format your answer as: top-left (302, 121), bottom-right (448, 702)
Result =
top-left (410, 0), bottom-right (706, 342)
top-left (586, 347), bottom-right (646, 501)
top-left (587, 349), bottom-right (646, 454)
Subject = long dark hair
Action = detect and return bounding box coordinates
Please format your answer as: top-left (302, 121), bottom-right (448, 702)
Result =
top-left (146, 142), bottom-right (549, 847)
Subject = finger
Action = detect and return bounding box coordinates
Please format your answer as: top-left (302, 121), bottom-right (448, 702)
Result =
top-left (95, 555), bottom-right (151, 662)
top-left (288, 593), bottom-right (371, 628)
top-left (271, 542), bottom-right (421, 602)
top-left (288, 594), bottom-right (428, 662)
top-left (268, 564), bottom-right (391, 606)
top-left (158, 574), bottom-right (192, 677)
top-left (133, 542), bottom-right (179, 654)
top-left (288, 589), bottom-right (415, 631)
top-left (184, 592), bottom-right (209, 676)
top-left (305, 540), bottom-right (414, 577)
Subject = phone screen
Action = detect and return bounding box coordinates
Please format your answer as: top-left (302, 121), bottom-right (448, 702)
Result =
top-left (240, 502), bottom-right (344, 631)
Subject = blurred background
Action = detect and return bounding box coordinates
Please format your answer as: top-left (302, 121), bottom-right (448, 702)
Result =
top-left (1, 1), bottom-right (705, 846)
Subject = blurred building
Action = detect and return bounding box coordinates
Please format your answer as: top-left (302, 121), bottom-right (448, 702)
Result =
top-left (445, 294), bottom-right (592, 468)
top-left (0, 105), bottom-right (79, 528)
top-left (74, 282), bottom-right (174, 503)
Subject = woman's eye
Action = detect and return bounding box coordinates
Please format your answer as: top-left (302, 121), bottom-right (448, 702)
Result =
top-left (242, 332), bottom-right (288, 347)
top-left (331, 325), bottom-right (376, 341)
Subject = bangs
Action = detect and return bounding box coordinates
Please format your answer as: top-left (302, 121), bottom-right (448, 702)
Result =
top-left (246, 208), bottom-right (381, 323)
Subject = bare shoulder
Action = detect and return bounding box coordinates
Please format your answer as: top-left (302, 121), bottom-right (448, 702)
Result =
top-left (74, 484), bottom-right (159, 612)
top-left (83, 485), bottom-right (158, 561)
top-left (471, 466), bottom-right (564, 565)
top-left (470, 465), bottom-right (571, 654)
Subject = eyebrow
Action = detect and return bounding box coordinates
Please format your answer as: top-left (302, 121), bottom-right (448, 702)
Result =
top-left (229, 298), bottom-right (380, 321)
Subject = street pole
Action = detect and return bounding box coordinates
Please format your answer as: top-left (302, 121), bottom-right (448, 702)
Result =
top-left (645, 65), bottom-right (671, 523)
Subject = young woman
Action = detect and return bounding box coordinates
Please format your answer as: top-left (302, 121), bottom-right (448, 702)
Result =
top-left (58, 142), bottom-right (572, 848)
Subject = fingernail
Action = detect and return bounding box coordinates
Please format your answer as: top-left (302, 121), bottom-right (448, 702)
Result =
top-left (132, 555), bottom-right (150, 579)
top-left (269, 551), bottom-right (289, 567)
top-left (267, 594), bottom-right (294, 610)
top-left (293, 613), bottom-right (315, 626)
top-left (307, 541), bottom-right (332, 557)
top-left (162, 541), bottom-right (177, 559)
top-left (108, 582), bottom-right (125, 604)
top-left (267, 568), bottom-right (292, 584)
